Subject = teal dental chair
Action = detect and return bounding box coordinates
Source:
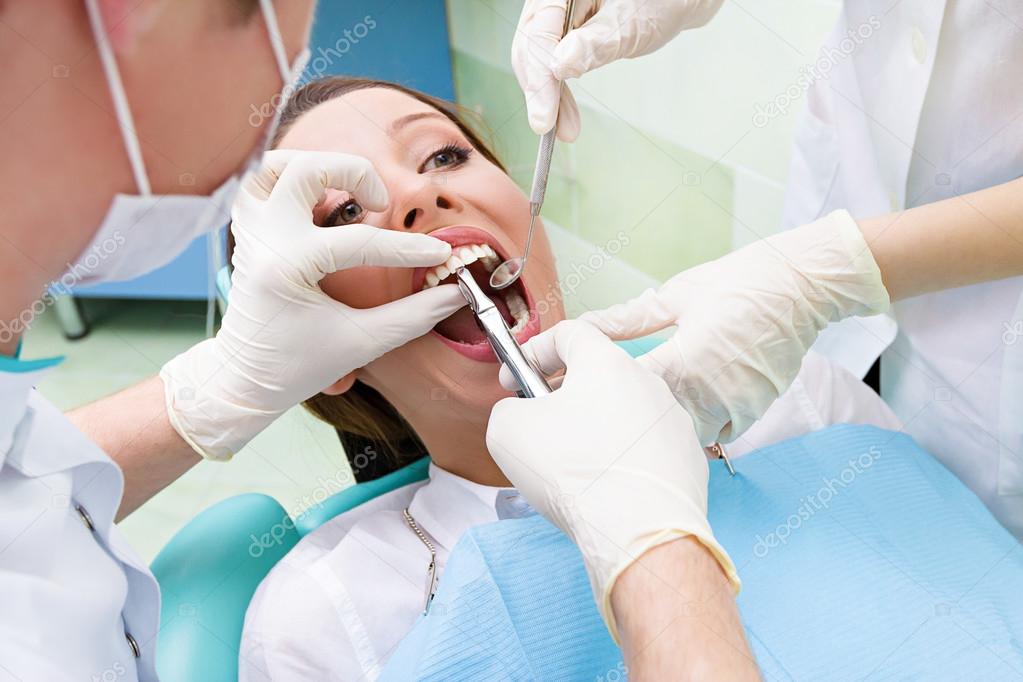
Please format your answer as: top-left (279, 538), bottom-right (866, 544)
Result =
top-left (151, 458), bottom-right (432, 682)
top-left (150, 302), bottom-right (664, 681)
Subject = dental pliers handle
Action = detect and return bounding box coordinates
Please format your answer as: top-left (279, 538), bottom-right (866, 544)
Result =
top-left (455, 267), bottom-right (552, 398)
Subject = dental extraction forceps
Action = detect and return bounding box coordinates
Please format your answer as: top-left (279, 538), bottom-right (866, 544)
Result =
top-left (455, 267), bottom-right (552, 398)
top-left (489, 0), bottom-right (578, 291)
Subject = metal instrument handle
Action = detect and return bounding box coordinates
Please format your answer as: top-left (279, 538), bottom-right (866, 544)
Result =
top-left (526, 0), bottom-right (576, 213)
top-left (529, 130), bottom-right (557, 209)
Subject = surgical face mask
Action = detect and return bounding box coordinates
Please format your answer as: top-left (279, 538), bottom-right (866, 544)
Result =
top-left (69, 0), bottom-right (310, 287)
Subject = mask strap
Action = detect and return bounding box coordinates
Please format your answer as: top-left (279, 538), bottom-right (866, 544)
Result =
top-left (259, 0), bottom-right (296, 83)
top-left (256, 0), bottom-right (309, 156)
top-left (83, 0), bottom-right (152, 196)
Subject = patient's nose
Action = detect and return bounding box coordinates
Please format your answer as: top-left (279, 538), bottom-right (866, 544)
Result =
top-left (397, 187), bottom-right (460, 231)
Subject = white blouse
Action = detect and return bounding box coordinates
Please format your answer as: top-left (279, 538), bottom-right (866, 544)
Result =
top-left (239, 463), bottom-right (534, 681)
top-left (239, 351), bottom-right (900, 681)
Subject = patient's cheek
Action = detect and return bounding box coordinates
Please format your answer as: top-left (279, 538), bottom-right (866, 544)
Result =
top-left (319, 267), bottom-right (396, 308)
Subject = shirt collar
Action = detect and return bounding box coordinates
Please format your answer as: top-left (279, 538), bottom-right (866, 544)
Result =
top-left (407, 463), bottom-right (532, 552)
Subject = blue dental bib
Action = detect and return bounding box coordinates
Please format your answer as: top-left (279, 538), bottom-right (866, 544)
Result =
top-left (381, 425), bottom-right (1023, 681)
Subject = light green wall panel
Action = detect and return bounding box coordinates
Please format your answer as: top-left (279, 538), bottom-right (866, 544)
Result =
top-left (452, 50), bottom-right (733, 282)
top-left (446, 0), bottom-right (843, 253)
top-left (445, 0), bottom-right (518, 70)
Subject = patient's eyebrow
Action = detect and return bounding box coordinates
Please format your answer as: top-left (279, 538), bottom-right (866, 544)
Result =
top-left (388, 111), bottom-right (449, 134)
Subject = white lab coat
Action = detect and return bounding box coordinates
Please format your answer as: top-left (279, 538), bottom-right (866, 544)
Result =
top-left (782, 0), bottom-right (1023, 538)
top-left (0, 366), bottom-right (160, 681)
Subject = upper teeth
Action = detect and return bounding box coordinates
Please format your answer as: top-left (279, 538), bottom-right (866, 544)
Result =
top-left (422, 242), bottom-right (531, 333)
top-left (422, 243), bottom-right (500, 288)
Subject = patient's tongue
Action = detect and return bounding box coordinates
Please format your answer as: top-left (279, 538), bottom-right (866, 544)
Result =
top-left (434, 295), bottom-right (514, 344)
top-left (434, 307), bottom-right (487, 344)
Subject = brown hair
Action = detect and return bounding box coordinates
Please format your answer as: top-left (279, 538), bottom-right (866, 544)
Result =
top-left (271, 76), bottom-right (505, 481)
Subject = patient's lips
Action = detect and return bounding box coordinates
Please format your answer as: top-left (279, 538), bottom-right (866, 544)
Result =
top-left (412, 225), bottom-right (540, 362)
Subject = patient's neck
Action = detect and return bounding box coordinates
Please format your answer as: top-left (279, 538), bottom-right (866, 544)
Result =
top-left (392, 396), bottom-right (512, 488)
top-left (422, 424), bottom-right (511, 488)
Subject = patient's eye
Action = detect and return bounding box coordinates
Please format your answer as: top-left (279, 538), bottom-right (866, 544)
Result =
top-left (421, 143), bottom-right (472, 172)
top-left (324, 199), bottom-right (365, 227)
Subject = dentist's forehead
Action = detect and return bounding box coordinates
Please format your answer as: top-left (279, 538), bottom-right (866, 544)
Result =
top-left (276, 87), bottom-right (459, 155)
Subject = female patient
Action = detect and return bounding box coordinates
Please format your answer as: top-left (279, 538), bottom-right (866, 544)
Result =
top-left (238, 77), bottom-right (898, 681)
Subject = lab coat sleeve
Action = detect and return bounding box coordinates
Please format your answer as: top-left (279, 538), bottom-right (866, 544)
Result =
top-left (239, 558), bottom-right (358, 682)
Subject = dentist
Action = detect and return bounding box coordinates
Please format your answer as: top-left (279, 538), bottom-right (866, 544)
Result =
top-left (0, 1), bottom-right (464, 679)
top-left (512, 0), bottom-right (1023, 538)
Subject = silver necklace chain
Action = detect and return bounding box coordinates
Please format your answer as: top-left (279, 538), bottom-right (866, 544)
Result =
top-left (403, 507), bottom-right (438, 614)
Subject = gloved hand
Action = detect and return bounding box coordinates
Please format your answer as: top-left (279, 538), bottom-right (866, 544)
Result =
top-left (487, 320), bottom-right (739, 641)
top-left (161, 151), bottom-right (465, 460)
top-left (582, 209), bottom-right (890, 446)
top-left (513, 0), bottom-right (724, 140)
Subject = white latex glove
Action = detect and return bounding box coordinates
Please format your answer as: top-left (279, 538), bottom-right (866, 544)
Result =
top-left (161, 151), bottom-right (465, 460)
top-left (487, 320), bottom-right (739, 641)
top-left (513, 0), bottom-right (724, 140)
top-left (582, 210), bottom-right (891, 446)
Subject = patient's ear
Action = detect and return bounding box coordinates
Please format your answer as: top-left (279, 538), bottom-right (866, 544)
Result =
top-left (322, 371), bottom-right (358, 396)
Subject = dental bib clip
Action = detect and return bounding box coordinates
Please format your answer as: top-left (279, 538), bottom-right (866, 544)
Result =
top-left (455, 267), bottom-right (552, 398)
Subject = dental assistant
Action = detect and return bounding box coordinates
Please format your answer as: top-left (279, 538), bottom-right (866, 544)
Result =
top-left (514, 0), bottom-right (1023, 537)
top-left (0, 1), bottom-right (465, 679)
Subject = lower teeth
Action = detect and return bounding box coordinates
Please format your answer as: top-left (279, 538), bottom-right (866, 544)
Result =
top-left (504, 290), bottom-right (530, 333)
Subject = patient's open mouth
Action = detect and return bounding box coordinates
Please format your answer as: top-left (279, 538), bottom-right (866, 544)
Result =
top-left (412, 226), bottom-right (540, 362)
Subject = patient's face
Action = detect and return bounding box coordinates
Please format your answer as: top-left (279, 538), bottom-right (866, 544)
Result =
top-left (277, 87), bottom-right (564, 426)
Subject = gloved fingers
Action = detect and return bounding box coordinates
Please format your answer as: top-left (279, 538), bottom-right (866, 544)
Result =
top-left (555, 85), bottom-right (581, 142)
top-left (633, 340), bottom-right (682, 383)
top-left (633, 343), bottom-right (728, 445)
top-left (514, 0), bottom-right (570, 136)
top-left (269, 151), bottom-right (389, 215)
top-left (240, 149), bottom-right (300, 201)
top-left (579, 288), bottom-right (676, 339)
top-left (500, 319), bottom-right (626, 390)
top-left (497, 360), bottom-right (568, 392)
top-left (345, 284), bottom-right (466, 348)
top-left (317, 224), bottom-right (452, 273)
top-left (551, 6), bottom-right (625, 80)
top-left (497, 323), bottom-right (568, 390)
top-left (486, 397), bottom-right (542, 478)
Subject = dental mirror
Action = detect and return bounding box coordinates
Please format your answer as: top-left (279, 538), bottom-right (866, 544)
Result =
top-left (488, 214), bottom-right (535, 290)
top-left (490, 0), bottom-right (576, 291)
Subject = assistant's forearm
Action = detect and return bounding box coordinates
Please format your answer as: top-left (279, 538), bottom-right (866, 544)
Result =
top-left (859, 177), bottom-right (1023, 301)
top-left (67, 375), bottom-right (201, 520)
top-left (611, 537), bottom-right (760, 681)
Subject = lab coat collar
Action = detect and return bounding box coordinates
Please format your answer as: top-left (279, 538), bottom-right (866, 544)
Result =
top-left (0, 359), bottom-right (61, 460)
top-left (6, 390), bottom-right (116, 478)
top-left (407, 463), bottom-right (522, 553)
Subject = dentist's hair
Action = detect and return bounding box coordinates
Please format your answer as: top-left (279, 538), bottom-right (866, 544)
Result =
top-left (268, 76), bottom-right (506, 482)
